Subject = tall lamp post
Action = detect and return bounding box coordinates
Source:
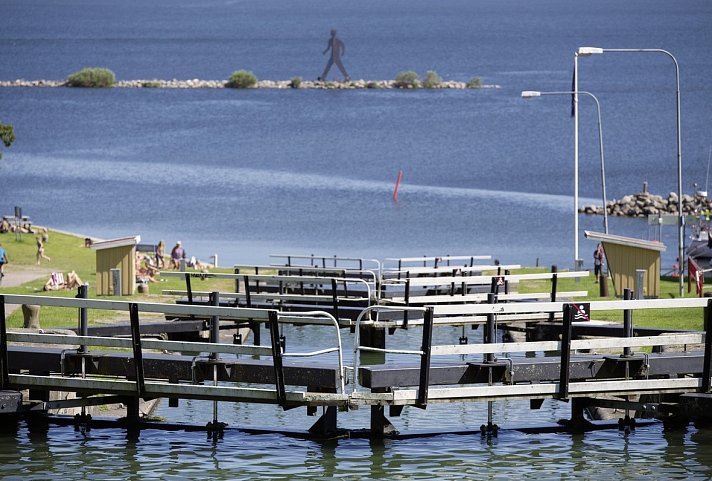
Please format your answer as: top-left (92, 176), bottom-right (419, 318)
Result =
top-left (577, 46), bottom-right (684, 296)
top-left (521, 90), bottom-right (609, 236)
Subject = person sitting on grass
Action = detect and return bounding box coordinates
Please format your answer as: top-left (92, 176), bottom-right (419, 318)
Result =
top-left (43, 271), bottom-right (83, 291)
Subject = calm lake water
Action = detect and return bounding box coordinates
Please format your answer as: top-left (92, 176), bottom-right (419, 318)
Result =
top-left (2, 0), bottom-right (712, 478)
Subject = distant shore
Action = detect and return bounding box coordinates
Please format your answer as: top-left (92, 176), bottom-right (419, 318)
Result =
top-left (0, 78), bottom-right (500, 90)
top-left (579, 190), bottom-right (710, 218)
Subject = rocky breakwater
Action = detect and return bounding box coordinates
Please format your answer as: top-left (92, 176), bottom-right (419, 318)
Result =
top-left (0, 78), bottom-right (499, 90)
top-left (580, 190), bottom-right (712, 217)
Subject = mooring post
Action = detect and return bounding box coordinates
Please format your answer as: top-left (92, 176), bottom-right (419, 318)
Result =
top-left (703, 299), bottom-right (712, 393)
top-left (549, 266), bottom-right (558, 322)
top-left (558, 303), bottom-right (574, 400)
top-left (0, 295), bottom-right (8, 390)
top-left (623, 289), bottom-right (633, 358)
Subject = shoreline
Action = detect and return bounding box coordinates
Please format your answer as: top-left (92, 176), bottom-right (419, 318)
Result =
top-left (579, 190), bottom-right (710, 218)
top-left (0, 78), bottom-right (499, 90)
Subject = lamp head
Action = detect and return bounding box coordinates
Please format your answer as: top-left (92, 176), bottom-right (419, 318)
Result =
top-left (577, 47), bottom-right (604, 56)
top-left (521, 91), bottom-right (542, 99)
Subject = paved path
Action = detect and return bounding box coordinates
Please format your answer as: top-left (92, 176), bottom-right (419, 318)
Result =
top-left (0, 265), bottom-right (54, 316)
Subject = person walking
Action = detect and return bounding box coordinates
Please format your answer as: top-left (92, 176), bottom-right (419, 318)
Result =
top-left (0, 242), bottom-right (8, 279)
top-left (593, 243), bottom-right (605, 282)
top-left (318, 29), bottom-right (350, 81)
top-left (36, 236), bottom-right (50, 265)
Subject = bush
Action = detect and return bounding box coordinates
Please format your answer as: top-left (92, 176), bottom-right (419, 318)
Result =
top-left (66, 68), bottom-right (116, 88)
top-left (0, 123), bottom-right (15, 160)
top-left (289, 76), bottom-right (302, 89)
top-left (226, 70), bottom-right (257, 88)
top-left (466, 76), bottom-right (482, 89)
top-left (422, 70), bottom-right (442, 88)
top-left (141, 80), bottom-right (161, 88)
top-left (394, 71), bottom-right (420, 89)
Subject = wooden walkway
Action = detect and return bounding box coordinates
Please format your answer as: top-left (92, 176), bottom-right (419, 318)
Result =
top-left (2, 293), bottom-right (712, 438)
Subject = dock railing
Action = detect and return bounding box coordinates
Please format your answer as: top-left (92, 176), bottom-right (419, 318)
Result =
top-left (351, 298), bottom-right (712, 408)
top-left (0, 294), bottom-right (347, 408)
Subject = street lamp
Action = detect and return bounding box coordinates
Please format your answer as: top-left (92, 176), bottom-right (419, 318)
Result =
top-left (521, 90), bottom-right (609, 235)
top-left (577, 47), bottom-right (683, 296)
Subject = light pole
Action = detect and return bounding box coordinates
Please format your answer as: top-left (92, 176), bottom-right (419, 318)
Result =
top-left (577, 46), bottom-right (684, 296)
top-left (521, 90), bottom-right (609, 236)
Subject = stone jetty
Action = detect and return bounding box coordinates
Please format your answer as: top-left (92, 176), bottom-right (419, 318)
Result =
top-left (0, 78), bottom-right (499, 90)
top-left (580, 190), bottom-right (711, 217)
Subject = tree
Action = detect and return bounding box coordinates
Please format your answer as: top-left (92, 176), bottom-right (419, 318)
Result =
top-left (0, 123), bottom-right (15, 159)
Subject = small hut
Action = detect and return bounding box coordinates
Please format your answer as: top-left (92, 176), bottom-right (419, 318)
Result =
top-left (584, 231), bottom-right (666, 298)
top-left (91, 235), bottom-right (140, 296)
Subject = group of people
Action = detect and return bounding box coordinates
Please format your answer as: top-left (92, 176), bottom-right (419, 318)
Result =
top-left (0, 217), bottom-right (34, 234)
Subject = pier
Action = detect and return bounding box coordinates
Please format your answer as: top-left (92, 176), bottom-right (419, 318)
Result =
top-left (2, 290), bottom-right (712, 438)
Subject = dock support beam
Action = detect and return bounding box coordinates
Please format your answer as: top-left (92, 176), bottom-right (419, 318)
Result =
top-left (703, 299), bottom-right (712, 393)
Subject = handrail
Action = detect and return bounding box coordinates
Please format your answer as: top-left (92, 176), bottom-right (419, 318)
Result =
top-left (163, 272), bottom-right (377, 303)
top-left (351, 305), bottom-right (428, 392)
top-left (382, 270), bottom-right (589, 287)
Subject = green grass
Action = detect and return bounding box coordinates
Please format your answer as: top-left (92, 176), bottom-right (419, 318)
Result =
top-left (0, 229), bottom-right (235, 329)
top-left (515, 267), bottom-right (703, 330)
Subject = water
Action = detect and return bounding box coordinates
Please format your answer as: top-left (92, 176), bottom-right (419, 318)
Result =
top-left (1, 421), bottom-right (712, 480)
top-left (1, 0), bottom-right (711, 269)
top-left (2, 0), bottom-right (712, 477)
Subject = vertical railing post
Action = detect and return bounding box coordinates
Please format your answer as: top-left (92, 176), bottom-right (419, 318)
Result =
top-left (703, 299), bottom-right (712, 393)
top-left (549, 266), bottom-right (558, 321)
top-left (559, 303), bottom-right (574, 400)
top-left (331, 279), bottom-right (340, 323)
top-left (416, 307), bottom-right (434, 408)
top-left (185, 273), bottom-right (193, 305)
top-left (268, 310), bottom-right (286, 407)
top-left (77, 284), bottom-right (89, 354)
top-left (234, 267), bottom-right (240, 294)
top-left (0, 296), bottom-right (8, 390)
top-left (485, 293), bottom-right (497, 364)
top-left (623, 288), bottom-right (633, 358)
top-left (209, 292), bottom-right (220, 360)
top-left (129, 303), bottom-right (145, 398)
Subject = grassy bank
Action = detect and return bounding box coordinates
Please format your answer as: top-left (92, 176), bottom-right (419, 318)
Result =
top-left (0, 229), bottom-right (703, 332)
top-left (0, 229), bottom-right (233, 329)
top-left (518, 268), bottom-right (702, 330)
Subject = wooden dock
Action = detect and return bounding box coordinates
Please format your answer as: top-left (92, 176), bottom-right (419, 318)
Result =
top-left (2, 292), bottom-right (712, 438)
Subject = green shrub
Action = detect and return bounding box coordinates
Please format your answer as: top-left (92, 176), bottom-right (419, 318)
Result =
top-left (366, 81), bottom-right (382, 89)
top-left (394, 71), bottom-right (421, 89)
top-left (422, 70), bottom-right (442, 88)
top-left (65, 68), bottom-right (116, 88)
top-left (141, 80), bottom-right (161, 88)
top-left (226, 70), bottom-right (257, 88)
top-left (0, 123), bottom-right (15, 160)
top-left (289, 76), bottom-right (302, 89)
top-left (466, 76), bottom-right (482, 88)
